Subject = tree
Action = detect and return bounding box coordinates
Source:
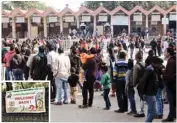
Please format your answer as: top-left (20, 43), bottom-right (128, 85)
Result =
top-left (2, 1), bottom-right (47, 10)
top-left (84, 1), bottom-right (175, 11)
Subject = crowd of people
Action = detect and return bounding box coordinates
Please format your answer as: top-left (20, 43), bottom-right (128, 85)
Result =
top-left (1, 33), bottom-right (176, 122)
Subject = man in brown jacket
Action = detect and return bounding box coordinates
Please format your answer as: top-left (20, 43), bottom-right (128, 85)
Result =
top-left (133, 51), bottom-right (145, 117)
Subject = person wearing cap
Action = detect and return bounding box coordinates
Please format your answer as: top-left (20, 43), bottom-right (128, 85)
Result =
top-left (30, 46), bottom-right (47, 80)
top-left (138, 56), bottom-right (163, 122)
top-left (162, 48), bottom-right (176, 122)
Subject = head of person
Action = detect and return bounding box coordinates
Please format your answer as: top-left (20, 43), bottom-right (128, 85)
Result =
top-left (128, 59), bottom-right (134, 70)
top-left (90, 47), bottom-right (97, 54)
top-left (80, 48), bottom-right (87, 54)
top-left (25, 49), bottom-right (31, 56)
top-left (10, 44), bottom-right (15, 51)
top-left (39, 46), bottom-right (45, 53)
top-left (135, 51), bottom-right (143, 62)
top-left (58, 47), bottom-right (64, 54)
top-left (102, 65), bottom-right (108, 74)
top-left (15, 47), bottom-right (20, 54)
top-left (118, 51), bottom-right (126, 60)
top-left (71, 67), bottom-right (76, 74)
top-left (166, 47), bottom-right (175, 58)
top-left (151, 56), bottom-right (163, 69)
top-left (46, 41), bottom-right (55, 51)
top-left (148, 50), bottom-right (154, 56)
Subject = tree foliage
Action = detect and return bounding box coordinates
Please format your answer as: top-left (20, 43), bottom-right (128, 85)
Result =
top-left (2, 1), bottom-right (47, 10)
top-left (84, 1), bottom-right (175, 11)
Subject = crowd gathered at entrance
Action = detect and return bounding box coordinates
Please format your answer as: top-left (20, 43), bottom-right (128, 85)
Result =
top-left (2, 32), bottom-right (176, 122)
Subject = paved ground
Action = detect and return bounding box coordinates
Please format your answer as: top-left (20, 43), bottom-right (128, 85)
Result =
top-left (51, 91), bottom-right (173, 122)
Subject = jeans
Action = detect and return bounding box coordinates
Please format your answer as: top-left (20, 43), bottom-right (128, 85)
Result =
top-left (12, 69), bottom-right (23, 80)
top-left (115, 80), bottom-right (128, 112)
top-left (55, 77), bottom-right (69, 103)
top-left (103, 89), bottom-right (111, 108)
top-left (127, 87), bottom-right (137, 113)
top-left (156, 88), bottom-right (164, 116)
top-left (5, 67), bottom-right (11, 80)
top-left (165, 84), bottom-right (176, 119)
top-left (48, 71), bottom-right (56, 100)
top-left (144, 95), bottom-right (156, 122)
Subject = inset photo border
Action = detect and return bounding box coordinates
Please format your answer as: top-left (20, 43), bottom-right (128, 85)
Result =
top-left (1, 81), bottom-right (50, 122)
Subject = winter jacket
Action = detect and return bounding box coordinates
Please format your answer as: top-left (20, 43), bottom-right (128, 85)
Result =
top-left (69, 54), bottom-right (81, 74)
top-left (163, 55), bottom-right (176, 86)
top-left (54, 53), bottom-right (71, 79)
top-left (10, 54), bottom-right (25, 70)
top-left (30, 53), bottom-right (47, 80)
top-left (150, 40), bottom-right (157, 48)
top-left (137, 65), bottom-right (158, 96)
top-left (3, 50), bottom-right (16, 67)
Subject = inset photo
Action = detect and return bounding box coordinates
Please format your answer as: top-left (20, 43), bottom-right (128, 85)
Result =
top-left (1, 81), bottom-right (50, 122)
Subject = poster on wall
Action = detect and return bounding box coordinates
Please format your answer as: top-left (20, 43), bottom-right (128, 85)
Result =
top-left (162, 18), bottom-right (169, 24)
top-left (98, 16), bottom-right (107, 22)
top-left (48, 16), bottom-right (58, 23)
top-left (133, 13), bottom-right (142, 21)
top-left (151, 14), bottom-right (161, 21)
top-left (6, 87), bottom-right (45, 113)
top-left (16, 17), bottom-right (25, 23)
top-left (2, 17), bottom-right (9, 23)
top-left (111, 16), bottom-right (128, 25)
top-left (65, 16), bottom-right (74, 22)
top-left (82, 16), bottom-right (91, 22)
top-left (32, 17), bottom-right (41, 23)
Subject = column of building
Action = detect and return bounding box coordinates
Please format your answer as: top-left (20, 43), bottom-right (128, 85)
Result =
top-left (12, 17), bottom-right (16, 39)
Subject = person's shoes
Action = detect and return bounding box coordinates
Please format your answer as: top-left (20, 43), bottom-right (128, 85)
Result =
top-left (111, 94), bottom-right (115, 97)
top-left (103, 107), bottom-right (110, 110)
top-left (127, 111), bottom-right (137, 115)
top-left (88, 105), bottom-right (92, 107)
top-left (53, 102), bottom-right (62, 105)
top-left (133, 113), bottom-right (145, 117)
top-left (114, 109), bottom-right (124, 113)
top-left (70, 100), bottom-right (76, 104)
top-left (164, 100), bottom-right (168, 104)
top-left (63, 101), bottom-right (69, 104)
top-left (51, 99), bottom-right (55, 102)
top-left (78, 105), bottom-right (88, 108)
top-left (154, 115), bottom-right (163, 119)
top-left (162, 118), bottom-right (174, 122)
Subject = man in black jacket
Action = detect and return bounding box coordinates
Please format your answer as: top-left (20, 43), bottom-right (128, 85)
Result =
top-left (79, 47), bottom-right (98, 108)
top-left (150, 38), bottom-right (157, 56)
top-left (137, 56), bottom-right (163, 122)
top-left (30, 46), bottom-right (47, 80)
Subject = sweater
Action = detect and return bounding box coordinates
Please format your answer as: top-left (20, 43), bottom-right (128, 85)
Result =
top-left (101, 73), bottom-right (111, 89)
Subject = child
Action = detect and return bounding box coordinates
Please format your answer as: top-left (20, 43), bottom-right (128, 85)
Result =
top-left (68, 67), bottom-right (80, 104)
top-left (125, 59), bottom-right (137, 115)
top-left (101, 65), bottom-right (111, 110)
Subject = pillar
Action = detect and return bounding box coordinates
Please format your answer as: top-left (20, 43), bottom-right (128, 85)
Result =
top-left (12, 17), bottom-right (16, 39)
top-left (111, 25), bottom-right (113, 37)
top-left (76, 16), bottom-right (80, 29)
top-left (128, 15), bottom-right (131, 34)
top-left (60, 16), bottom-right (63, 33)
top-left (27, 17), bottom-right (31, 38)
top-left (94, 15), bottom-right (96, 32)
top-left (146, 15), bottom-right (149, 40)
top-left (43, 17), bottom-right (47, 38)
top-left (163, 14), bottom-right (167, 36)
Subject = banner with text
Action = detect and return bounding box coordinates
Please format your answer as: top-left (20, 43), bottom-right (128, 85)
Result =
top-left (6, 87), bottom-right (45, 113)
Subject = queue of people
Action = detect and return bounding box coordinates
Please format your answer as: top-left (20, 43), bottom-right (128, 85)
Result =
top-left (1, 33), bottom-right (176, 122)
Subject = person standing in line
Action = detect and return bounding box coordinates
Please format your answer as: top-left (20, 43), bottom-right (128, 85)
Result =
top-left (113, 52), bottom-right (128, 113)
top-left (128, 40), bottom-right (135, 59)
top-left (157, 38), bottom-right (162, 56)
top-left (53, 48), bottom-right (71, 105)
top-left (162, 48), bottom-right (176, 122)
top-left (101, 65), bottom-right (111, 110)
top-left (46, 41), bottom-right (58, 102)
top-left (150, 38), bottom-right (157, 56)
top-left (133, 51), bottom-right (145, 118)
top-left (126, 59), bottom-right (137, 115)
top-left (79, 47), bottom-right (98, 108)
top-left (3, 44), bottom-right (16, 80)
top-left (30, 46), bottom-right (48, 80)
top-left (137, 56), bottom-right (163, 122)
